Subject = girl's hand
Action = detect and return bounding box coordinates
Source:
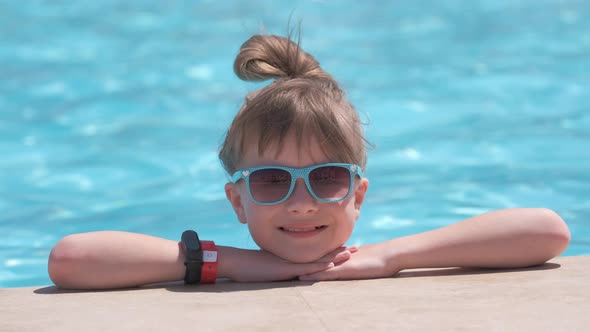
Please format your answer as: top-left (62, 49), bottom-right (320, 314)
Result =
top-left (222, 245), bottom-right (358, 282)
top-left (298, 242), bottom-right (400, 281)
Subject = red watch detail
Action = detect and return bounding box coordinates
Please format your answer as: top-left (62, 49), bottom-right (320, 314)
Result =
top-left (200, 241), bottom-right (217, 284)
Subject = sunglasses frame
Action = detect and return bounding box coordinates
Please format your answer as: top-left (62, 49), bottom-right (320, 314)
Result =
top-left (230, 163), bottom-right (364, 205)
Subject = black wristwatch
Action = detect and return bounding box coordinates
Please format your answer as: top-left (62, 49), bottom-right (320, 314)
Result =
top-left (181, 230), bottom-right (203, 284)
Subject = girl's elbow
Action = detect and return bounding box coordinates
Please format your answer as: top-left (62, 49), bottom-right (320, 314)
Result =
top-left (48, 235), bottom-right (88, 288)
top-left (537, 208), bottom-right (571, 258)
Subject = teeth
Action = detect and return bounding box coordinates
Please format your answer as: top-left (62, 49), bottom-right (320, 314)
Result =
top-left (284, 227), bottom-right (315, 232)
top-left (281, 226), bottom-right (325, 232)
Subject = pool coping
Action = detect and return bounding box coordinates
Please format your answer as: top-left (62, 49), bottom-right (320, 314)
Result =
top-left (1, 255), bottom-right (588, 331)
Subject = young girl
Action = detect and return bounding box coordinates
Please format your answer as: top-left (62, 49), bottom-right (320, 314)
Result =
top-left (48, 34), bottom-right (571, 290)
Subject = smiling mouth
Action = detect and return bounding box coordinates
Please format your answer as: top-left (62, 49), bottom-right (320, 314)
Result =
top-left (279, 225), bottom-right (328, 232)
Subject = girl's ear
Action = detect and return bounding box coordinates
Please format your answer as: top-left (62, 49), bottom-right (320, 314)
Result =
top-left (353, 178), bottom-right (369, 212)
top-left (225, 183), bottom-right (247, 224)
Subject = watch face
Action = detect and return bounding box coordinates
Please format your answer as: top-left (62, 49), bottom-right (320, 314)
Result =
top-left (203, 250), bottom-right (217, 262)
top-left (182, 230), bottom-right (202, 260)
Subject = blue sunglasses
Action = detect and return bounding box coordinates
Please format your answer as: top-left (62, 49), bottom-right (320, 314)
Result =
top-left (230, 163), bottom-right (364, 205)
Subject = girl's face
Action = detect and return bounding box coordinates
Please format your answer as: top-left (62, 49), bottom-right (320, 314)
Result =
top-left (224, 131), bottom-right (369, 263)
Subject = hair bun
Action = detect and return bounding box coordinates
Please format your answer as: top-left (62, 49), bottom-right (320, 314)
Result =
top-left (234, 35), bottom-right (331, 81)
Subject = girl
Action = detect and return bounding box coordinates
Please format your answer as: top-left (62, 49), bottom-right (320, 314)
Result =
top-left (48, 34), bottom-right (570, 289)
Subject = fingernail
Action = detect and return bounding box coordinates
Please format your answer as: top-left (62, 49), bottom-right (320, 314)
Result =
top-left (341, 250), bottom-right (351, 257)
top-left (327, 262), bottom-right (335, 268)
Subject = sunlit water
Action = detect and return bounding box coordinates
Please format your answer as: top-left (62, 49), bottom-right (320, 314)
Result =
top-left (1, 0), bottom-right (589, 287)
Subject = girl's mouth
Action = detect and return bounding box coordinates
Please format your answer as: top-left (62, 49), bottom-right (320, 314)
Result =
top-left (278, 225), bottom-right (328, 237)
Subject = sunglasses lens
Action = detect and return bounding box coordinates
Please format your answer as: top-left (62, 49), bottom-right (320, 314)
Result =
top-left (249, 168), bottom-right (292, 203)
top-left (309, 166), bottom-right (351, 201)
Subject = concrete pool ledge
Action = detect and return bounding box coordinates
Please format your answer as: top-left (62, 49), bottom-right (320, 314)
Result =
top-left (1, 256), bottom-right (589, 331)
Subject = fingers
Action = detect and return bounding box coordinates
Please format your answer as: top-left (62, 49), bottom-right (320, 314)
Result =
top-left (285, 261), bottom-right (334, 280)
top-left (347, 245), bottom-right (359, 253)
top-left (332, 250), bottom-right (352, 265)
top-left (281, 245), bottom-right (360, 281)
top-left (298, 246), bottom-right (358, 281)
top-left (316, 245), bottom-right (359, 263)
top-left (331, 245), bottom-right (359, 265)
top-left (298, 267), bottom-right (341, 281)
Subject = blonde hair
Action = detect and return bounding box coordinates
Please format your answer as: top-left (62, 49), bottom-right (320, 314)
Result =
top-left (219, 34), bottom-right (368, 173)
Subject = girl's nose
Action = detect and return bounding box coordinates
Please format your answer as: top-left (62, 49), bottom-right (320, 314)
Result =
top-left (286, 178), bottom-right (319, 214)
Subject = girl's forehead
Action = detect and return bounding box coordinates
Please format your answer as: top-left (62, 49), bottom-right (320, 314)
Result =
top-left (240, 133), bottom-right (331, 169)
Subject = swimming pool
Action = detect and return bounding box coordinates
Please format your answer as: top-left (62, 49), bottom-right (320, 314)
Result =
top-left (1, 0), bottom-right (589, 288)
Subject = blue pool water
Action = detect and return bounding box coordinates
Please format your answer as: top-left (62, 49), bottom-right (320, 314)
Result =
top-left (1, 1), bottom-right (589, 288)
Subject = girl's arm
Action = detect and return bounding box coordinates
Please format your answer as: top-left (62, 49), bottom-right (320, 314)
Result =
top-left (393, 208), bottom-right (570, 270)
top-left (300, 208), bottom-right (571, 281)
top-left (49, 231), bottom-right (188, 289)
top-left (48, 231), bottom-right (353, 289)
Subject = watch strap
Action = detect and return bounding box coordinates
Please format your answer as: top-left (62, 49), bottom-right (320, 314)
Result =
top-left (181, 230), bottom-right (202, 284)
top-left (200, 241), bottom-right (218, 284)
